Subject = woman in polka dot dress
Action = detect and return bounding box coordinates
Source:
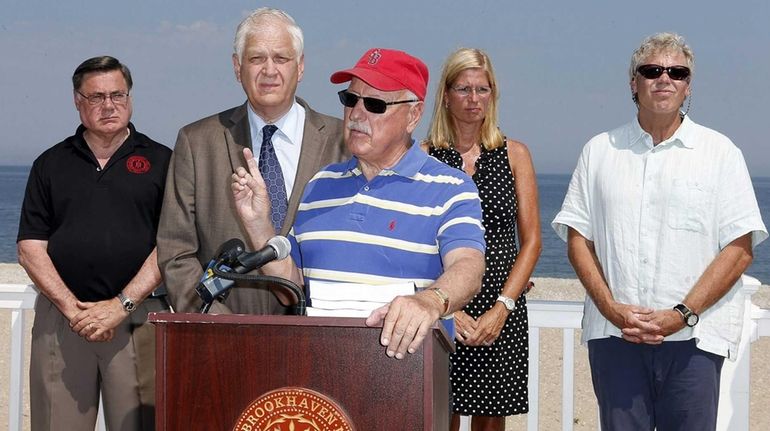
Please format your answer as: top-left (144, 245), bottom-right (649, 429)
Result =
top-left (423, 48), bottom-right (542, 431)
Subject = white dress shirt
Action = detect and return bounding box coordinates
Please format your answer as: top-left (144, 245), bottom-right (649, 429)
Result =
top-left (248, 101), bottom-right (306, 199)
top-left (552, 115), bottom-right (767, 359)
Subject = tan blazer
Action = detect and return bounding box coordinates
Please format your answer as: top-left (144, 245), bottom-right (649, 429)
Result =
top-left (157, 98), bottom-right (347, 313)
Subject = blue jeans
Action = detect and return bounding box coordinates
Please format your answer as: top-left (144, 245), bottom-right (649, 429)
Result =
top-left (588, 336), bottom-right (724, 431)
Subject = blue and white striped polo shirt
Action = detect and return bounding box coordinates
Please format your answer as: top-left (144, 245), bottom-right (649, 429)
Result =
top-left (289, 141), bottom-right (486, 289)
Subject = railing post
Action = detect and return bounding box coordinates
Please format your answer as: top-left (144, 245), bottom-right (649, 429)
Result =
top-left (716, 275), bottom-right (760, 431)
top-left (528, 326), bottom-right (540, 431)
top-left (9, 308), bottom-right (25, 431)
top-left (562, 328), bottom-right (574, 431)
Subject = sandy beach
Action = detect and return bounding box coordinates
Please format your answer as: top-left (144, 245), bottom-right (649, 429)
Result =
top-left (1, 264), bottom-right (768, 430)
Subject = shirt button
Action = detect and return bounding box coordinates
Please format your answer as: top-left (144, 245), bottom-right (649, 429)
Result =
top-left (642, 258), bottom-right (648, 263)
top-left (363, 185), bottom-right (370, 191)
top-left (96, 167), bottom-right (101, 172)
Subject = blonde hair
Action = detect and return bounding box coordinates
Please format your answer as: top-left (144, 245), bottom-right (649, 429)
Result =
top-left (629, 32), bottom-right (694, 82)
top-left (426, 48), bottom-right (504, 151)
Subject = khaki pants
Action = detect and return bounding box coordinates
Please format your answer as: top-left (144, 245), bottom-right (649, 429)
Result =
top-left (30, 295), bottom-right (165, 431)
top-left (131, 296), bottom-right (169, 430)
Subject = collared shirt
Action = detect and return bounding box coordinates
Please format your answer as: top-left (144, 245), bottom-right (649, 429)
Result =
top-left (289, 141), bottom-right (486, 289)
top-left (552, 115), bottom-right (767, 359)
top-left (17, 123), bottom-right (172, 301)
top-left (247, 100), bottom-right (306, 198)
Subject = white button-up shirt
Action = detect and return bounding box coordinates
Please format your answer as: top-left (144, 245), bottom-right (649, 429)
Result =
top-left (552, 115), bottom-right (767, 359)
top-left (248, 101), bottom-right (306, 199)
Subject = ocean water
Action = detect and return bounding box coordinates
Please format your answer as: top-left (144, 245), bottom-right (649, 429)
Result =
top-left (1, 166), bottom-right (768, 282)
top-left (0, 166), bottom-right (29, 263)
top-left (534, 174), bottom-right (770, 283)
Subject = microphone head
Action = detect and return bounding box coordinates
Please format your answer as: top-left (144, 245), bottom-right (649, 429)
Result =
top-left (267, 236), bottom-right (291, 260)
top-left (216, 238), bottom-right (246, 263)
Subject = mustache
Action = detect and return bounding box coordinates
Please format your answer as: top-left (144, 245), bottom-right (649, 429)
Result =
top-left (347, 121), bottom-right (371, 135)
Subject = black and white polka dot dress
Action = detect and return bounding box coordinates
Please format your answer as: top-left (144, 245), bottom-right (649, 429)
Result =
top-left (430, 141), bottom-right (529, 417)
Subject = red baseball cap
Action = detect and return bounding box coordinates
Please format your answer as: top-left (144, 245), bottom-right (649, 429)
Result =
top-left (330, 48), bottom-right (429, 101)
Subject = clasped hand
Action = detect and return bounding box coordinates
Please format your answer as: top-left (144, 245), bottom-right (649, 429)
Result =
top-left (454, 306), bottom-right (507, 347)
top-left (69, 298), bottom-right (126, 342)
top-left (611, 302), bottom-right (686, 344)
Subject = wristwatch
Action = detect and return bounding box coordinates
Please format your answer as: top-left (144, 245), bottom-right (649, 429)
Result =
top-left (496, 295), bottom-right (516, 312)
top-left (428, 287), bottom-right (450, 315)
top-left (118, 292), bottom-right (137, 313)
top-left (673, 303), bottom-right (699, 327)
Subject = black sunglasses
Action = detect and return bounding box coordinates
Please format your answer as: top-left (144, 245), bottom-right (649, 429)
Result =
top-left (636, 64), bottom-right (691, 81)
top-left (337, 90), bottom-right (419, 114)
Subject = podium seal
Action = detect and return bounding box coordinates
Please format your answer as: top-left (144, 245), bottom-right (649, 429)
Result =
top-left (233, 387), bottom-right (355, 431)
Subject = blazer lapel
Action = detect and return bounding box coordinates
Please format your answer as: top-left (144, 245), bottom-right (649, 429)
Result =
top-left (224, 103), bottom-right (251, 173)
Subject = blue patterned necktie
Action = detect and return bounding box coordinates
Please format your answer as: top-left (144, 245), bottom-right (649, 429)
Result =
top-left (258, 125), bottom-right (288, 232)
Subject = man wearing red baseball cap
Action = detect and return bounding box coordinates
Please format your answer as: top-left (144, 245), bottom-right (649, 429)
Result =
top-left (232, 48), bottom-right (486, 361)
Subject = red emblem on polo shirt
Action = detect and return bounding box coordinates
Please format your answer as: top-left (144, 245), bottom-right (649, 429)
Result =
top-left (126, 156), bottom-right (151, 174)
top-left (388, 220), bottom-right (396, 231)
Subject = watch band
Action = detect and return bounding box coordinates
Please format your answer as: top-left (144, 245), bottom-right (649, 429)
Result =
top-left (673, 303), bottom-right (699, 327)
top-left (496, 295), bottom-right (516, 312)
top-left (428, 287), bottom-right (450, 315)
top-left (118, 292), bottom-right (137, 313)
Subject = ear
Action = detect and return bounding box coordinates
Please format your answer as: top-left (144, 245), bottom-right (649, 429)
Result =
top-left (232, 53), bottom-right (242, 83)
top-left (297, 54), bottom-right (305, 83)
top-left (405, 102), bottom-right (425, 134)
top-left (73, 91), bottom-right (80, 110)
top-left (630, 77), bottom-right (637, 96)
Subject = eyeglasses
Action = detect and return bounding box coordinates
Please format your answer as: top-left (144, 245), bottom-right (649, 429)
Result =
top-left (337, 90), bottom-right (418, 114)
top-left (636, 64), bottom-right (691, 81)
top-left (449, 85), bottom-right (492, 97)
top-left (77, 91), bottom-right (130, 106)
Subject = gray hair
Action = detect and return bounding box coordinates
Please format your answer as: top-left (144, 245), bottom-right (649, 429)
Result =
top-left (233, 8), bottom-right (304, 61)
top-left (629, 32), bottom-right (695, 81)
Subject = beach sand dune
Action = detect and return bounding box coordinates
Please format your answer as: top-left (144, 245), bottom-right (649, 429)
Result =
top-left (1, 265), bottom-right (768, 430)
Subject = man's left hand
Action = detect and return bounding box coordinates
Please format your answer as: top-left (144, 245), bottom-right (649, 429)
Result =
top-left (70, 298), bottom-right (128, 342)
top-left (365, 291), bottom-right (442, 359)
top-left (621, 308), bottom-right (685, 344)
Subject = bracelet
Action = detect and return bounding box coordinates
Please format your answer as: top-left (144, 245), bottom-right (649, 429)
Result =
top-left (428, 287), bottom-right (450, 315)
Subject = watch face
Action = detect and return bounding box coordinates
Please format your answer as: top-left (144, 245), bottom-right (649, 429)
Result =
top-left (687, 314), bottom-right (699, 326)
top-left (498, 297), bottom-right (515, 311)
top-left (123, 299), bottom-right (136, 312)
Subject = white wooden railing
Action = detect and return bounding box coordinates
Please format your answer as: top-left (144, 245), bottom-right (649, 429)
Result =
top-left (0, 284), bottom-right (106, 431)
top-left (2, 277), bottom-right (767, 431)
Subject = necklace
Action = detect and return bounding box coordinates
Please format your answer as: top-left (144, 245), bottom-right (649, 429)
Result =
top-left (458, 143), bottom-right (482, 172)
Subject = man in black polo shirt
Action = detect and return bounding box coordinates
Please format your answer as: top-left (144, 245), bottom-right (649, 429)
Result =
top-left (17, 56), bottom-right (171, 431)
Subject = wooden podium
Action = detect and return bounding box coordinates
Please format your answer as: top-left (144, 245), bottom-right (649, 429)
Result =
top-left (151, 313), bottom-right (453, 430)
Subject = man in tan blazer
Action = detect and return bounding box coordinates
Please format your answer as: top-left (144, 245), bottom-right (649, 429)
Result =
top-left (157, 8), bottom-right (346, 314)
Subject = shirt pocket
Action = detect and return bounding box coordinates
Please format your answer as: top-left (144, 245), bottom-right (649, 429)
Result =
top-left (666, 178), bottom-right (712, 233)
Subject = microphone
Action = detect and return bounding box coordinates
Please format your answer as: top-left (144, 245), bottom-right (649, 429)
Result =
top-left (200, 238), bottom-right (245, 281)
top-left (214, 238), bottom-right (246, 266)
top-left (231, 235), bottom-right (291, 274)
top-left (196, 236), bottom-right (291, 306)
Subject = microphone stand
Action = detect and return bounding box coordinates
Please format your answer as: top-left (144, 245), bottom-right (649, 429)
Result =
top-left (199, 268), bottom-right (306, 316)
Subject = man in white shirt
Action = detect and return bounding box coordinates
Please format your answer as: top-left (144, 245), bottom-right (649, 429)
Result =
top-left (553, 32), bottom-right (767, 430)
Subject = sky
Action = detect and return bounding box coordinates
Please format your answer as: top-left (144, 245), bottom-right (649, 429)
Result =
top-left (1, 0), bottom-right (768, 175)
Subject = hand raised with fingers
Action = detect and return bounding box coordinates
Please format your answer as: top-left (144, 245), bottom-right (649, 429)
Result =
top-left (232, 147), bottom-right (273, 235)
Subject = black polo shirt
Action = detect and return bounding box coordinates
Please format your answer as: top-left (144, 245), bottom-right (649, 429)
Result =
top-left (18, 123), bottom-right (172, 301)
